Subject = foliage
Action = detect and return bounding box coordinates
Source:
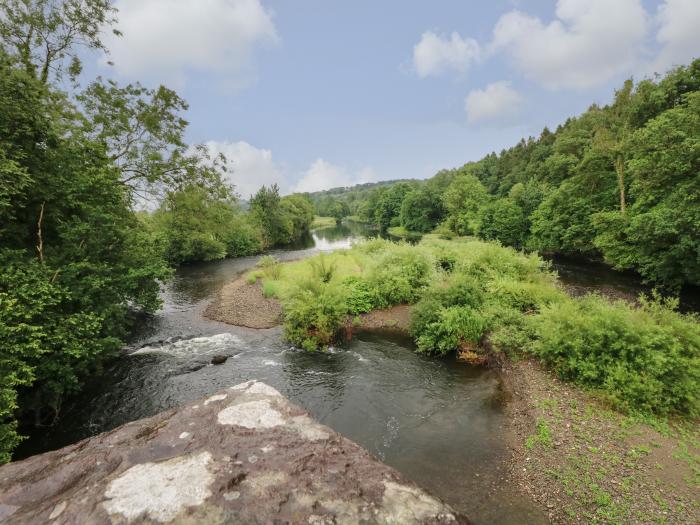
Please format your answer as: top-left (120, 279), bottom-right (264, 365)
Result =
top-left (399, 185), bottom-right (445, 233)
top-left (283, 282), bottom-right (348, 351)
top-left (592, 91), bottom-right (700, 289)
top-left (442, 171), bottom-right (489, 235)
top-left (363, 243), bottom-right (433, 307)
top-left (152, 186), bottom-right (232, 264)
top-left (257, 255), bottom-right (282, 279)
top-left (478, 198), bottom-right (527, 248)
top-left (224, 214), bottom-right (263, 257)
top-left (250, 185), bottom-right (313, 247)
top-left (0, 50), bottom-right (171, 462)
top-left (342, 276), bottom-right (375, 315)
top-left (374, 182), bottom-right (414, 232)
top-left (310, 253), bottom-right (337, 283)
top-left (527, 294), bottom-right (700, 417)
top-left (0, 0), bottom-right (118, 84)
top-left (79, 79), bottom-right (231, 202)
top-left (416, 306), bottom-right (487, 355)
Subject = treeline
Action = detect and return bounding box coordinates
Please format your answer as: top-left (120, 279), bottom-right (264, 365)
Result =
top-left (0, 2), bottom-right (310, 463)
top-left (143, 184), bottom-right (313, 265)
top-left (307, 179), bottom-right (414, 225)
top-left (323, 61), bottom-right (700, 290)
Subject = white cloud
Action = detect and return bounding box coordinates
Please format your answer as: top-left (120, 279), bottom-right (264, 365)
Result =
top-left (204, 140), bottom-right (286, 199)
top-left (651, 0), bottom-right (700, 73)
top-left (294, 159), bottom-right (376, 193)
top-left (465, 81), bottom-right (523, 125)
top-left (413, 31), bottom-right (480, 77)
top-left (491, 0), bottom-right (648, 89)
top-left (104, 0), bottom-right (277, 86)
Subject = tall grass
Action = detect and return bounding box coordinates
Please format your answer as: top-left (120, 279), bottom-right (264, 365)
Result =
top-left (257, 237), bottom-right (700, 417)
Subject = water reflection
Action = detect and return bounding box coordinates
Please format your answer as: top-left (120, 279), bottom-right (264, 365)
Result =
top-left (24, 221), bottom-right (693, 525)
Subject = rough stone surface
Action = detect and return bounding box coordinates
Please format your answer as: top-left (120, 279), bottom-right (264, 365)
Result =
top-left (0, 380), bottom-right (469, 524)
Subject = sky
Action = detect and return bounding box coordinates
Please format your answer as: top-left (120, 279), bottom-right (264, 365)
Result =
top-left (91, 0), bottom-right (700, 198)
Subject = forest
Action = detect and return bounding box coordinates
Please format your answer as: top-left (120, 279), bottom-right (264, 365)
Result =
top-left (0, 0), bottom-right (698, 469)
top-left (0, 1), bottom-right (312, 462)
top-left (311, 61), bottom-right (700, 291)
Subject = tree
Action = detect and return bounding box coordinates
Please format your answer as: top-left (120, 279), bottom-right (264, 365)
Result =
top-left (0, 0), bottom-right (118, 84)
top-left (250, 184), bottom-right (290, 247)
top-left (328, 199), bottom-right (350, 225)
top-left (478, 198), bottom-right (527, 248)
top-left (593, 92), bottom-right (700, 288)
top-left (79, 79), bottom-right (229, 205)
top-left (154, 186), bottom-right (234, 264)
top-left (442, 172), bottom-right (488, 235)
top-left (400, 186), bottom-right (445, 233)
top-left (281, 193), bottom-right (314, 236)
top-left (375, 182), bottom-right (413, 232)
top-left (0, 52), bottom-right (169, 461)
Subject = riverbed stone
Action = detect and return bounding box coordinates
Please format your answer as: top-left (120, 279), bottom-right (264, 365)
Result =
top-left (0, 380), bottom-right (469, 524)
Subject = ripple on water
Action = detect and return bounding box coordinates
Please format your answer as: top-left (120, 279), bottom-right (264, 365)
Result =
top-left (131, 333), bottom-right (241, 358)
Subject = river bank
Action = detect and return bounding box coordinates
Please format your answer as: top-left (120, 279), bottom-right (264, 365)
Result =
top-left (205, 250), bottom-right (700, 524)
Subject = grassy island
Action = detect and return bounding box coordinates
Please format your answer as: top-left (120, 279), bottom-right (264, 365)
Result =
top-left (248, 237), bottom-right (699, 420)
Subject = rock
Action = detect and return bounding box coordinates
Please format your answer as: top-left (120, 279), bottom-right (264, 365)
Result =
top-left (0, 381), bottom-right (469, 525)
top-left (210, 355), bottom-right (228, 365)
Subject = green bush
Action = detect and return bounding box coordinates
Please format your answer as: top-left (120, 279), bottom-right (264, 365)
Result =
top-left (310, 253), bottom-right (337, 283)
top-left (365, 244), bottom-right (433, 307)
top-left (261, 280), bottom-right (280, 298)
top-left (342, 276), bottom-right (375, 314)
top-left (486, 276), bottom-right (566, 312)
top-left (283, 282), bottom-right (348, 350)
top-left (257, 255), bottom-right (282, 279)
top-left (527, 294), bottom-right (700, 416)
top-left (410, 273), bottom-right (485, 338)
top-left (225, 215), bottom-right (263, 257)
top-left (416, 306), bottom-right (487, 355)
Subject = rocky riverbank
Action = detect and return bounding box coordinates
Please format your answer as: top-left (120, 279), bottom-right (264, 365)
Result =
top-left (206, 265), bottom-right (700, 524)
top-left (501, 360), bottom-right (700, 524)
top-left (0, 381), bottom-right (468, 524)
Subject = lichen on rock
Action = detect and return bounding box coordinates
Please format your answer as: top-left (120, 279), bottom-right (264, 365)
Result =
top-left (0, 381), bottom-right (469, 524)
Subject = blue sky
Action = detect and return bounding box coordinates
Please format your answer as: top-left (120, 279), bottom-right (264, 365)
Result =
top-left (95, 0), bottom-right (700, 198)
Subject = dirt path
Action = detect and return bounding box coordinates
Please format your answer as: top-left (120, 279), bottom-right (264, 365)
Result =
top-left (204, 276), bottom-right (283, 328)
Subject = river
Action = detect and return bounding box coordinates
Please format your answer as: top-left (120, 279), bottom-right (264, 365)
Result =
top-left (16, 223), bottom-right (697, 524)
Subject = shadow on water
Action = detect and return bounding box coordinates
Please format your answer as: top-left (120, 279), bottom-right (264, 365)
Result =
top-left (22, 222), bottom-right (700, 524)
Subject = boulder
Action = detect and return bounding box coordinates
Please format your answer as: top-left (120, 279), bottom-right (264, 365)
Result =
top-left (0, 380), bottom-right (469, 524)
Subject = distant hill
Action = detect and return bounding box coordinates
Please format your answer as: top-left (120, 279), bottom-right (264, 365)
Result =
top-left (303, 179), bottom-right (416, 199)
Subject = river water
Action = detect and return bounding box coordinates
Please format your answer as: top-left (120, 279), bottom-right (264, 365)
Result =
top-left (18, 223), bottom-right (697, 524)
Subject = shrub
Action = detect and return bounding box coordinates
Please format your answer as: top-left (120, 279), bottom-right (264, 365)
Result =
top-left (283, 282), bottom-right (348, 350)
top-left (528, 294), bottom-right (700, 416)
top-left (261, 280), bottom-right (280, 298)
top-left (342, 276), bottom-right (375, 314)
top-left (486, 276), bottom-right (566, 313)
top-left (410, 273), bottom-right (485, 338)
top-left (416, 306), bottom-right (487, 355)
top-left (434, 247), bottom-right (457, 273)
top-left (225, 215), bottom-right (264, 257)
top-left (310, 253), bottom-right (337, 283)
top-left (257, 255), bottom-right (282, 279)
top-left (365, 244), bottom-right (433, 307)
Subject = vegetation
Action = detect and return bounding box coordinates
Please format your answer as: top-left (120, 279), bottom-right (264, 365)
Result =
top-left (303, 60), bottom-right (700, 291)
top-left (0, 0), bottom-right (313, 463)
top-left (253, 238), bottom-right (699, 419)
